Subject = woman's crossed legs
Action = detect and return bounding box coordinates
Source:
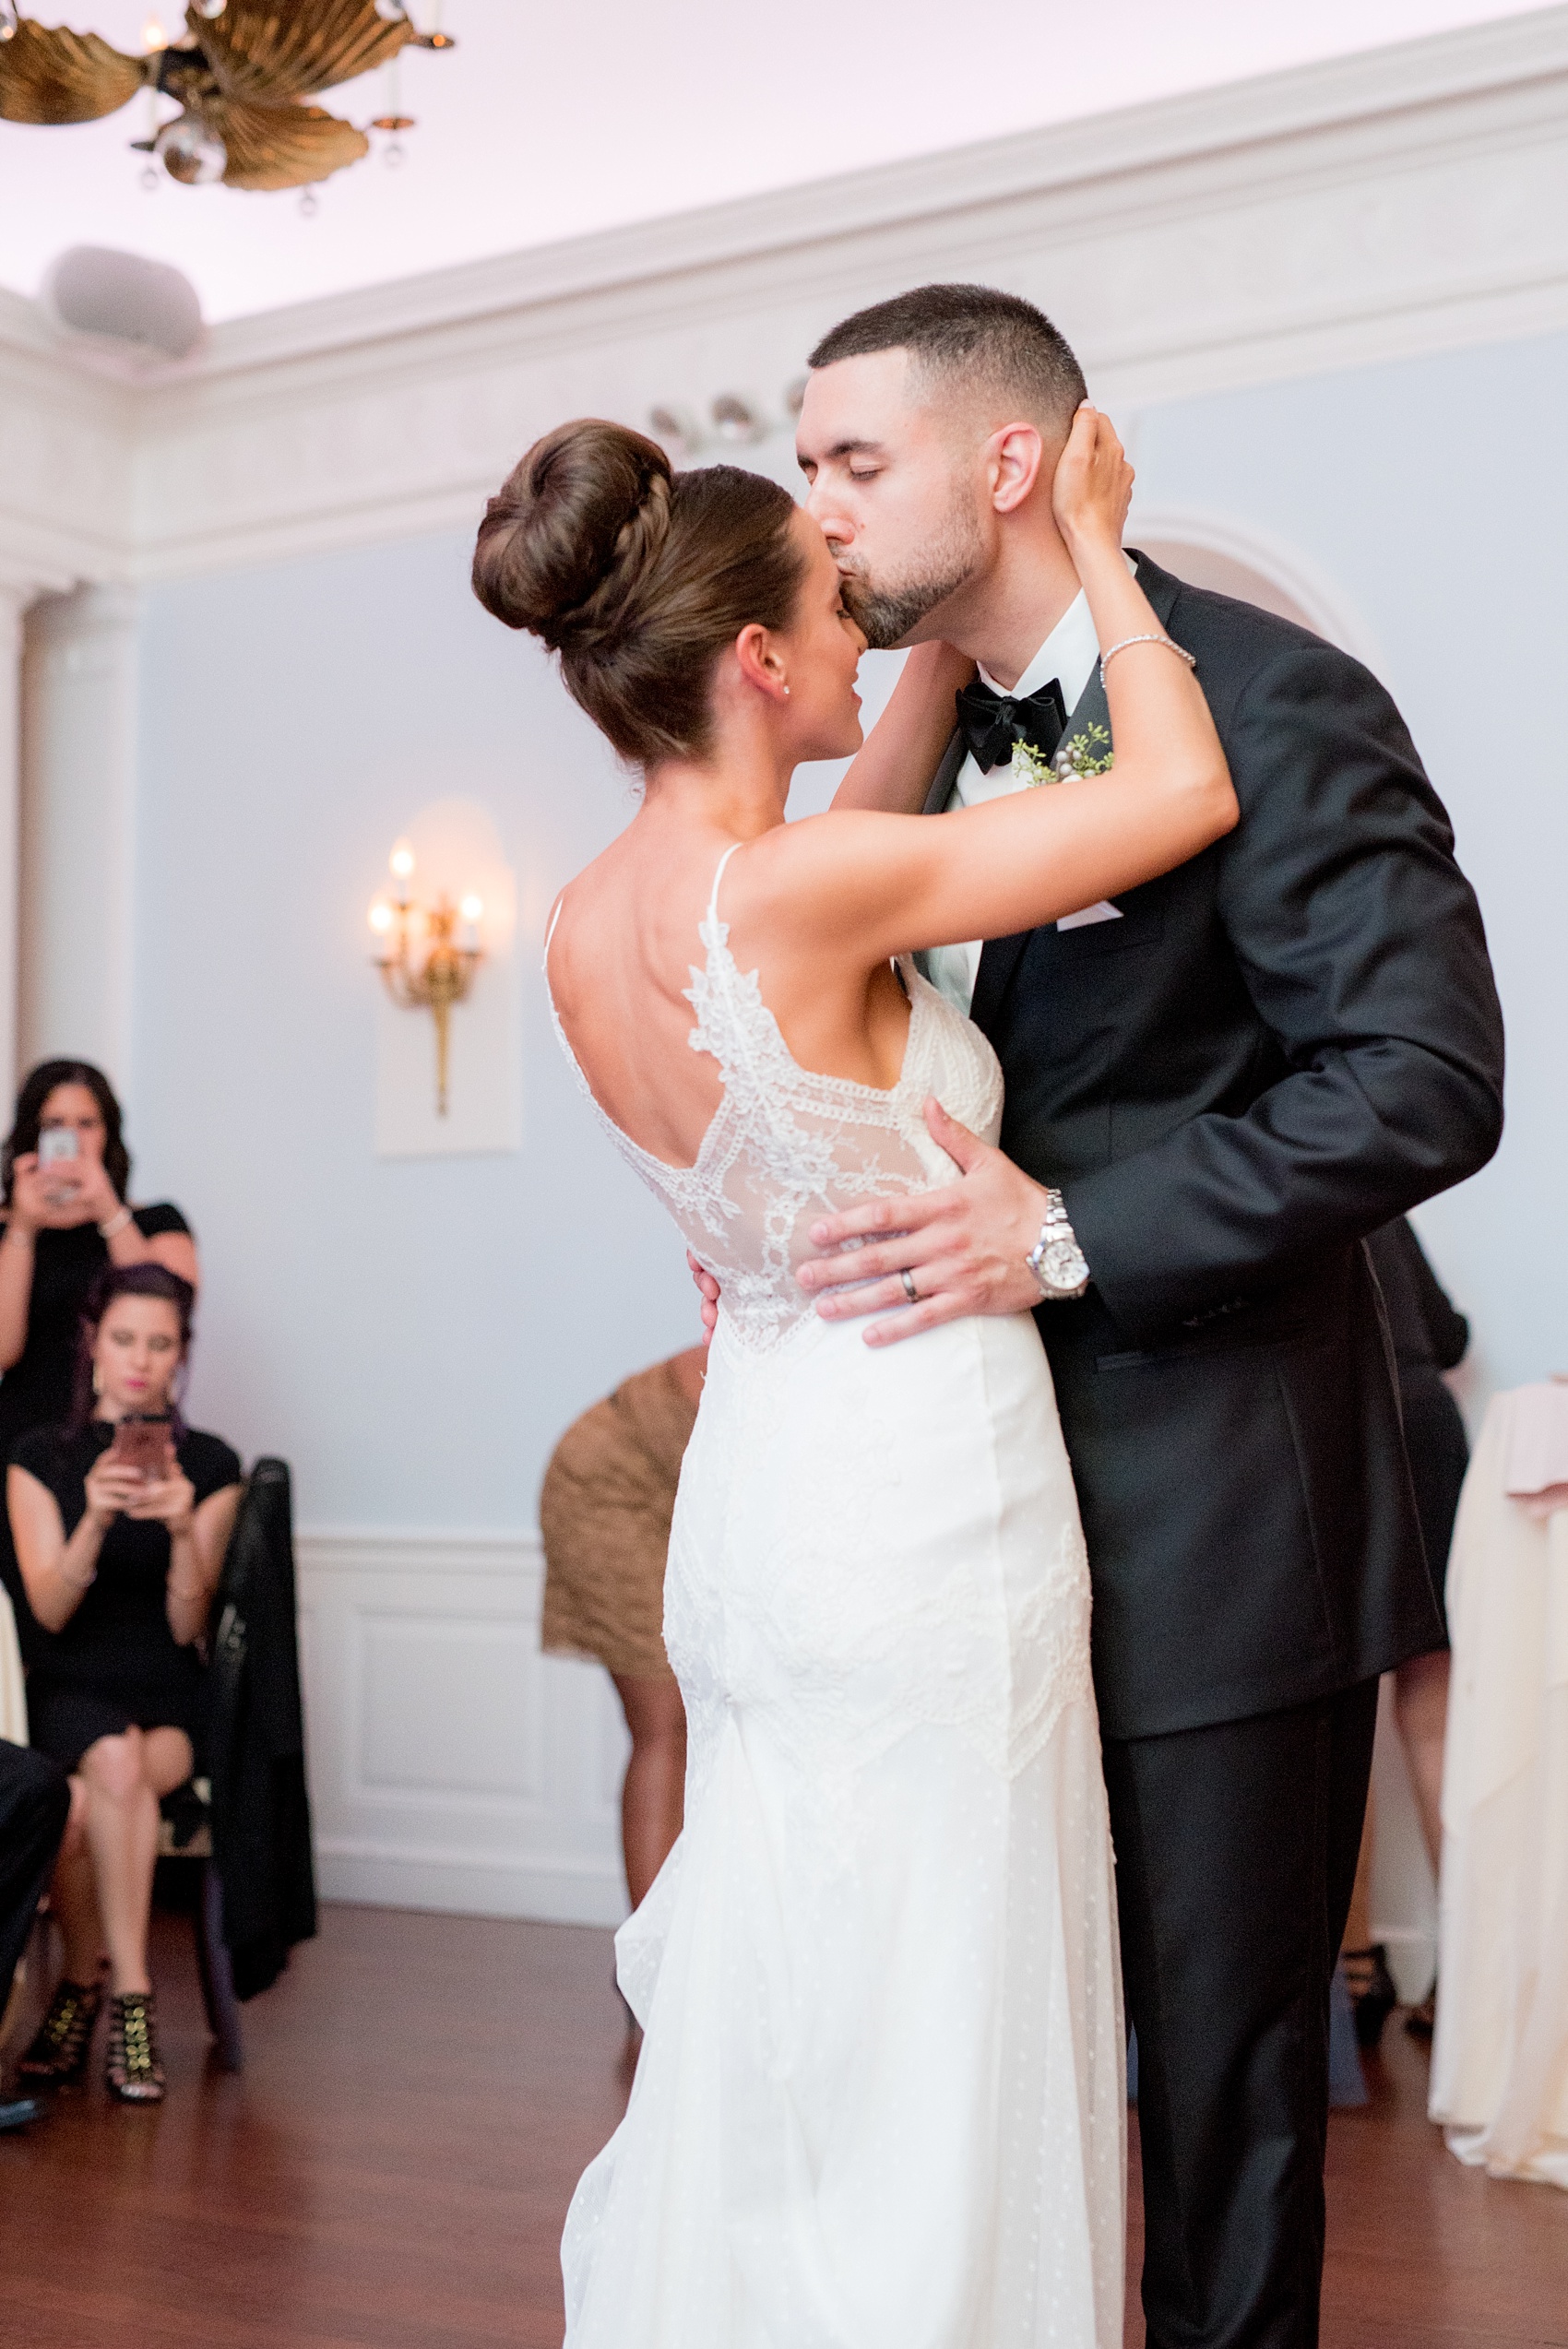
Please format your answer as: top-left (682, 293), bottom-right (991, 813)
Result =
top-left (53, 1725), bottom-right (194, 1996)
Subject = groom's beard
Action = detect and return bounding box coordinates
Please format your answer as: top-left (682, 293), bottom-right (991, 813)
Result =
top-left (837, 503), bottom-right (985, 650)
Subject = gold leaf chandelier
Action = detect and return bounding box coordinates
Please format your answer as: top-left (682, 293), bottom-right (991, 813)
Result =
top-left (0, 1), bottom-right (455, 192)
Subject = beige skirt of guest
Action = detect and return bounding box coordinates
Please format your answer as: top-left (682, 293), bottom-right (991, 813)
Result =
top-left (539, 1354), bottom-right (700, 1683)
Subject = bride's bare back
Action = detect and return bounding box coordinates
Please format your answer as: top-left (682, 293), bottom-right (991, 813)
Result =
top-left (545, 813), bottom-right (921, 1173)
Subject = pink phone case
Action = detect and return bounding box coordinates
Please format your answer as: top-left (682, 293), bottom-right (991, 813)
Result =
top-left (108, 1419), bottom-right (174, 1477)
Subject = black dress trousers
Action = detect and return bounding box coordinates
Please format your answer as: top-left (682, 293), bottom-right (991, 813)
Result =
top-left (0, 1738), bottom-right (69, 1992)
top-left (1102, 1679), bottom-right (1380, 2349)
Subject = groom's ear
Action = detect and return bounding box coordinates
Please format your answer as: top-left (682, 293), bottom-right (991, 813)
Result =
top-left (988, 421), bottom-right (1046, 515)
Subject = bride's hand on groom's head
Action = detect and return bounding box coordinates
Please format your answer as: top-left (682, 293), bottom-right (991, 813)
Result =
top-left (1051, 402), bottom-right (1134, 554)
top-left (794, 1101), bottom-right (1051, 1346)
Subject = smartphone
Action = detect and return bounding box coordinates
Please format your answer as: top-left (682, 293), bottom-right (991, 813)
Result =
top-left (108, 1416), bottom-right (175, 1477)
top-left (38, 1128), bottom-right (78, 1167)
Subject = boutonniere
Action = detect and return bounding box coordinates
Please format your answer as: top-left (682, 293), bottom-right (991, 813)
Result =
top-left (1008, 739), bottom-right (1058, 789)
top-left (1052, 720), bottom-right (1113, 780)
top-left (1008, 721), bottom-right (1114, 789)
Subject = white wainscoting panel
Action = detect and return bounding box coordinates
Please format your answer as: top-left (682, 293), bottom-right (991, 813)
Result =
top-left (296, 1529), bottom-right (630, 1926)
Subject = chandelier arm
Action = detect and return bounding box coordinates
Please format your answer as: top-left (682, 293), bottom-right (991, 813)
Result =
top-left (0, 18), bottom-right (145, 124)
top-left (191, 0), bottom-right (413, 106)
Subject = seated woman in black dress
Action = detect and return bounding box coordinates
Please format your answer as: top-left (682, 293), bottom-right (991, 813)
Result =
top-left (8, 1265), bottom-right (241, 2104)
top-left (0, 1061), bottom-right (197, 1657)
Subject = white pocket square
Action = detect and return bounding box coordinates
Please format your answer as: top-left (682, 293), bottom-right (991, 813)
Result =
top-left (1057, 901), bottom-right (1123, 931)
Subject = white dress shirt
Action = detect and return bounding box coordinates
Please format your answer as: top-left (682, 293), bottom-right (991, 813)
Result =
top-left (921, 577), bottom-right (1125, 1017)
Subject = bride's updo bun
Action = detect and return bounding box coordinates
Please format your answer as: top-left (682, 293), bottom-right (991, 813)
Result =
top-left (472, 419), bottom-right (804, 766)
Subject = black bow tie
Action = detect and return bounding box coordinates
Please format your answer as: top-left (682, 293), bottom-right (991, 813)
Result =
top-left (955, 677), bottom-right (1068, 775)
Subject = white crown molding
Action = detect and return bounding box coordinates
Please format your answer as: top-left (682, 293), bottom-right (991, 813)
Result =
top-left (0, 288), bottom-right (136, 592)
top-left (153, 4), bottom-right (1568, 385)
top-left (3, 7), bottom-right (1568, 589)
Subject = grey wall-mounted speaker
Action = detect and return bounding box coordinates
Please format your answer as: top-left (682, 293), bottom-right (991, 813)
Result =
top-left (42, 246), bottom-right (205, 363)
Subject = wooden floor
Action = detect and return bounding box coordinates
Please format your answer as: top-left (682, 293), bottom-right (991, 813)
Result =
top-left (1, 1903), bottom-right (1563, 2348)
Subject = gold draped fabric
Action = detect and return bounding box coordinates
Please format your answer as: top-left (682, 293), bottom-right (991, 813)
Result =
top-left (539, 1356), bottom-right (699, 1683)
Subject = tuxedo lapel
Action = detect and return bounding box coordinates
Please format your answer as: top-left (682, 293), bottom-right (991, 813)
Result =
top-left (922, 730), bottom-right (966, 816)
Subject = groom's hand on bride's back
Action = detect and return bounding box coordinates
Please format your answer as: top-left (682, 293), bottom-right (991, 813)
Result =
top-left (687, 1251), bottom-right (722, 1342)
top-left (795, 1101), bottom-right (1051, 1344)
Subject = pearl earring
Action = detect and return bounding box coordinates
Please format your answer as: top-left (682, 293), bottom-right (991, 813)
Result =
top-left (783, 685), bottom-right (791, 698)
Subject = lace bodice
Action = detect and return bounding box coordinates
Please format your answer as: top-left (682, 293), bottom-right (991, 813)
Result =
top-left (546, 844), bottom-right (1004, 1350)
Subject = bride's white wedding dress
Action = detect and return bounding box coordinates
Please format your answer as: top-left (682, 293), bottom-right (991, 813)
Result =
top-left (547, 846), bottom-right (1124, 2348)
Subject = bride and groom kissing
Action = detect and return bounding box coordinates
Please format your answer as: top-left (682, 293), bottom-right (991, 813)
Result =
top-left (475, 285), bottom-right (1503, 2347)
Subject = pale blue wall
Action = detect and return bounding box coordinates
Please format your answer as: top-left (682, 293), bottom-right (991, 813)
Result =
top-left (130, 531), bottom-right (701, 1526)
top-left (1129, 329), bottom-right (1568, 1406)
top-left (126, 325), bottom-right (1567, 1526)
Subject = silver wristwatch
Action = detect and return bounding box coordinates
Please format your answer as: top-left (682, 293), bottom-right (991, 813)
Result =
top-left (1026, 1188), bottom-right (1089, 1301)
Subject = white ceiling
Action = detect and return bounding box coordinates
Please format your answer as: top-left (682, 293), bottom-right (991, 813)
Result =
top-left (1, 0), bottom-right (1558, 325)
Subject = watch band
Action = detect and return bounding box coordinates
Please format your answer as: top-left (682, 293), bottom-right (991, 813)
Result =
top-left (1026, 1187), bottom-right (1089, 1300)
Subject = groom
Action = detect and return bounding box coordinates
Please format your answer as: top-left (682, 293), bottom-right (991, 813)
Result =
top-left (786, 287), bottom-right (1503, 2346)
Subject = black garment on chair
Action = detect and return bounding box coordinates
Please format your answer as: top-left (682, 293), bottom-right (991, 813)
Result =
top-left (1364, 1216), bottom-right (1470, 1636)
top-left (0, 1738), bottom-right (68, 1993)
top-left (926, 552), bottom-right (1504, 2348)
top-left (208, 1459), bottom-right (315, 2001)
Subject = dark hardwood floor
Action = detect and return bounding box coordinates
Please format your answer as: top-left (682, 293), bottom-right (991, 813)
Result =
top-left (1, 1903), bottom-right (1562, 2348)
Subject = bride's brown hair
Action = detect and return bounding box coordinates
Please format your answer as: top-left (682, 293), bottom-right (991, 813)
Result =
top-left (472, 419), bottom-right (805, 766)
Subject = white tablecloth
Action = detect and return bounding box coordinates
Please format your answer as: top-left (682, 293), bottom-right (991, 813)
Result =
top-left (1430, 1387), bottom-right (1568, 2187)
top-left (0, 1584), bottom-right (27, 1745)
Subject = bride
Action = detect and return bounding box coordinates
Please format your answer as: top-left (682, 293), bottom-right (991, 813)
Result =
top-left (472, 404), bottom-right (1235, 2348)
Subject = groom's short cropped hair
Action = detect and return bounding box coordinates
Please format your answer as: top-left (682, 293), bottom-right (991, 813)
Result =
top-left (808, 284), bottom-right (1087, 438)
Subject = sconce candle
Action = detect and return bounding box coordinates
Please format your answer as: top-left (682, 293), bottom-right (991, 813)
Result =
top-left (367, 844), bottom-right (484, 1115)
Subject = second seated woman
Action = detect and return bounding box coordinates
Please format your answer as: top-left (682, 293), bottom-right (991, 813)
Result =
top-left (0, 1061), bottom-right (198, 1654)
top-left (9, 1264), bottom-right (242, 2105)
top-left (472, 408), bottom-right (1235, 2344)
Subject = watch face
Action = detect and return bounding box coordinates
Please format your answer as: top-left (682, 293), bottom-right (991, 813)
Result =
top-left (1039, 1238), bottom-right (1087, 1292)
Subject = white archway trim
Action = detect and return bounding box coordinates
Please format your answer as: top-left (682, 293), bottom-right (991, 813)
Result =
top-left (1126, 500), bottom-right (1388, 677)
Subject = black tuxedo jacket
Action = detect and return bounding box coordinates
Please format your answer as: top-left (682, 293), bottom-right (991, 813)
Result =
top-left (930, 554), bottom-right (1504, 1739)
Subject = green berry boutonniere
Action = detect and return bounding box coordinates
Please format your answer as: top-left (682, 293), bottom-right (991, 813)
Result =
top-left (1052, 721), bottom-right (1114, 780)
top-left (1008, 722), bottom-right (1115, 788)
top-left (1008, 738), bottom-right (1058, 789)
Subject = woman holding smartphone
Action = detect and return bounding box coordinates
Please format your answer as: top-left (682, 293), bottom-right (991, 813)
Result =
top-left (7, 1264), bottom-right (241, 2104)
top-left (0, 1060), bottom-right (198, 1460)
top-left (0, 1061), bottom-right (196, 1660)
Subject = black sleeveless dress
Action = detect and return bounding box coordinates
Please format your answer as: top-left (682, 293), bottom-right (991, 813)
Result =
top-left (0, 1203), bottom-right (193, 1663)
top-left (13, 1419), bottom-right (243, 1771)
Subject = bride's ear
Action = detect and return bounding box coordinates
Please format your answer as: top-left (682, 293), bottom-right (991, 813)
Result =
top-left (734, 623), bottom-right (790, 706)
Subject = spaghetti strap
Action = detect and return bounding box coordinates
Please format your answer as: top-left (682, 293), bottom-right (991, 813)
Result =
top-left (706, 841), bottom-right (743, 928)
top-left (543, 894), bottom-right (566, 975)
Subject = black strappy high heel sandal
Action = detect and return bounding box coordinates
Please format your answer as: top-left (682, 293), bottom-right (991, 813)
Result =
top-left (105, 1988), bottom-right (165, 2104)
top-left (17, 1977), bottom-right (103, 2084)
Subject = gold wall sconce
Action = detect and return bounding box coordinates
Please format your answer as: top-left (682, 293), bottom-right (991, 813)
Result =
top-left (368, 839), bottom-right (483, 1116)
